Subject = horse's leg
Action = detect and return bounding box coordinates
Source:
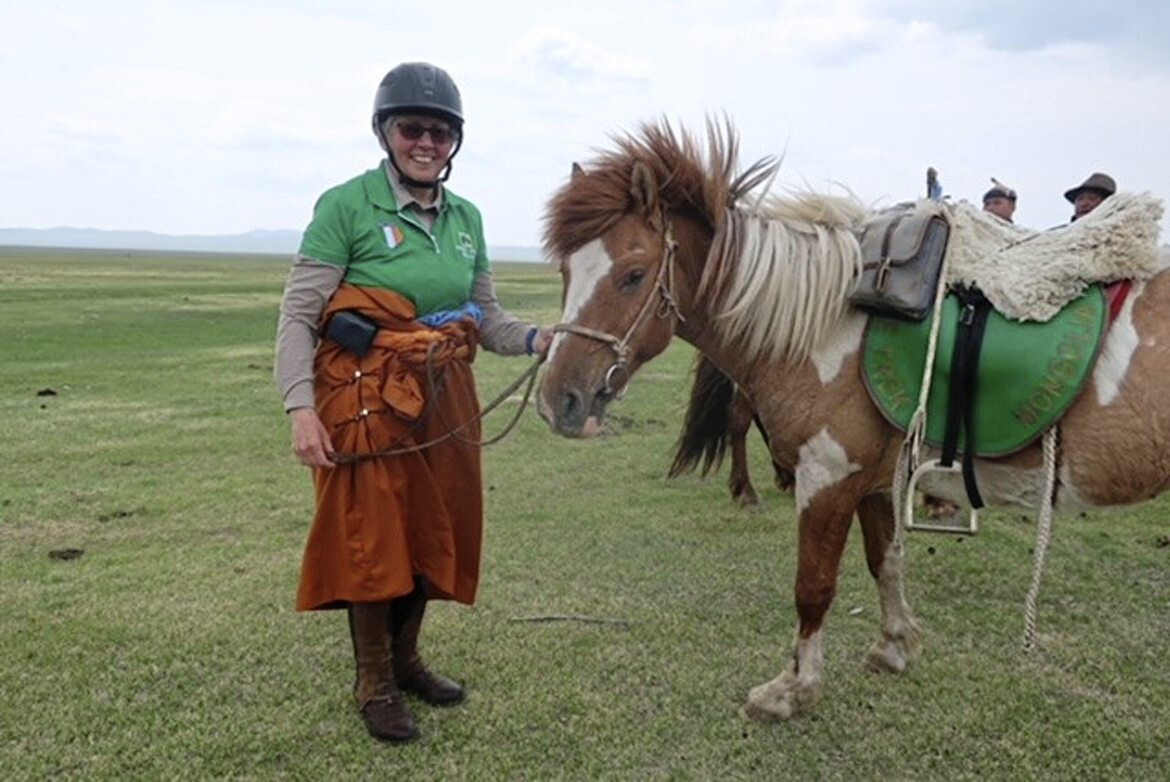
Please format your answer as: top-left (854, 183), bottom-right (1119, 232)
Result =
top-left (856, 493), bottom-right (921, 673)
top-left (727, 389), bottom-right (759, 506)
top-left (742, 480), bottom-right (858, 721)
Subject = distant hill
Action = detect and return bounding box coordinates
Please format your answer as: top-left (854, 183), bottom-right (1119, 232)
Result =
top-left (0, 226), bottom-right (545, 262)
top-left (491, 244), bottom-right (544, 263)
top-left (0, 227), bottom-right (302, 255)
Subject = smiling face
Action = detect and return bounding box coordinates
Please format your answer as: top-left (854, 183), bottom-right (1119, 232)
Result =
top-left (380, 113), bottom-right (458, 186)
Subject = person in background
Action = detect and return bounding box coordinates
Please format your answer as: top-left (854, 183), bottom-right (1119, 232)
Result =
top-left (275, 61), bottom-right (552, 744)
top-left (1065, 172), bottom-right (1116, 222)
top-left (926, 167), bottom-right (943, 201)
top-left (982, 178), bottom-right (1017, 223)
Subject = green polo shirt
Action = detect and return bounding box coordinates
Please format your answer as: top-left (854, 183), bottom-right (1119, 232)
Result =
top-left (298, 165), bottom-right (490, 316)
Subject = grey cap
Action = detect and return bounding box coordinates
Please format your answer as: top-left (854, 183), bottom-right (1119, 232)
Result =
top-left (983, 186), bottom-right (1016, 202)
top-left (982, 177), bottom-right (1016, 203)
top-left (373, 62), bottom-right (463, 126)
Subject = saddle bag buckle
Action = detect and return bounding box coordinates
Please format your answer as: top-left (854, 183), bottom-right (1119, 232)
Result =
top-left (875, 256), bottom-right (893, 291)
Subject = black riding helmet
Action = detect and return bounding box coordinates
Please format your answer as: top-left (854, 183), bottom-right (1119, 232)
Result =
top-left (372, 62), bottom-right (464, 189)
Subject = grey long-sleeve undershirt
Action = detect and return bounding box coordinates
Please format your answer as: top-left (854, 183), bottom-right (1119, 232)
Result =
top-left (274, 255), bottom-right (536, 411)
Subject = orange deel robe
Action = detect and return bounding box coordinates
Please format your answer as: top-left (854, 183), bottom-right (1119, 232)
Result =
top-left (296, 283), bottom-right (483, 610)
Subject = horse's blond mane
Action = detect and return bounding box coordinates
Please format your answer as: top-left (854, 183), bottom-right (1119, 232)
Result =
top-left (544, 120), bottom-right (867, 361)
top-left (702, 193), bottom-right (868, 362)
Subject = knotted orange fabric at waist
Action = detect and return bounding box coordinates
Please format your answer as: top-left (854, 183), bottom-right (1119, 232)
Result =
top-left (316, 283), bottom-right (479, 429)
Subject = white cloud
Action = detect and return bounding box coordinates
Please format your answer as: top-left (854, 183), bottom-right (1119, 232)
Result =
top-left (511, 27), bottom-right (653, 85)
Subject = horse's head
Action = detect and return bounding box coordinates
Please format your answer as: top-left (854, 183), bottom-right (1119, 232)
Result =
top-left (538, 160), bottom-right (684, 437)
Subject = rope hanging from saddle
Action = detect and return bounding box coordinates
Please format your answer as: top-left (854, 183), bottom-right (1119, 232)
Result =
top-left (1023, 425), bottom-right (1060, 653)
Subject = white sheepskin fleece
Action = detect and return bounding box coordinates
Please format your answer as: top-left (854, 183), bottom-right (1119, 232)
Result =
top-left (943, 192), bottom-right (1165, 321)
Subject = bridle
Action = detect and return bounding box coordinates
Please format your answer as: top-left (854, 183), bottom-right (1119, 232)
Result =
top-left (551, 219), bottom-right (686, 399)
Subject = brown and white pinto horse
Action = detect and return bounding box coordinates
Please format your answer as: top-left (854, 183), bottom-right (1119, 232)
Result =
top-left (537, 121), bottom-right (1170, 721)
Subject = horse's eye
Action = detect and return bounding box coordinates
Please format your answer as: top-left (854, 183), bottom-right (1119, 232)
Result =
top-left (620, 268), bottom-right (647, 290)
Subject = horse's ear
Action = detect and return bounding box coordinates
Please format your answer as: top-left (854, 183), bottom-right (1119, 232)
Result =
top-left (629, 161), bottom-right (659, 216)
top-left (571, 162), bottom-right (586, 181)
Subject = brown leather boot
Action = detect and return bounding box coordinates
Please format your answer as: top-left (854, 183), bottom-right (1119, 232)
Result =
top-left (348, 602), bottom-right (419, 743)
top-left (390, 582), bottom-right (466, 706)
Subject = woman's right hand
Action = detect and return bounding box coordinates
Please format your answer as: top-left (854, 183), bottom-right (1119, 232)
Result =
top-left (289, 407), bottom-right (336, 468)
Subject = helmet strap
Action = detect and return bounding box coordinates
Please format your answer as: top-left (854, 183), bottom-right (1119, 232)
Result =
top-left (375, 121), bottom-right (462, 192)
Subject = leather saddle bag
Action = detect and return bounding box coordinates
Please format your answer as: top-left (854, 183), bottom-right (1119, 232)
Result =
top-left (850, 204), bottom-right (950, 321)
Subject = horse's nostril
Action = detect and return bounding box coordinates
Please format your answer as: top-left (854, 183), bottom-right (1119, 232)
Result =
top-left (560, 388), bottom-right (584, 423)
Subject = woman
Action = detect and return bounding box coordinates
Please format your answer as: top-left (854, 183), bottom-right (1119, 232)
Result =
top-left (275, 62), bottom-right (551, 743)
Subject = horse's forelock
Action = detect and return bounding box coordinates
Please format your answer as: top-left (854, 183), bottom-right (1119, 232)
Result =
top-left (542, 119), bottom-right (767, 263)
top-left (543, 166), bottom-right (630, 266)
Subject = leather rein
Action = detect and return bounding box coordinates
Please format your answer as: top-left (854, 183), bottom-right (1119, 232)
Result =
top-left (551, 220), bottom-right (685, 399)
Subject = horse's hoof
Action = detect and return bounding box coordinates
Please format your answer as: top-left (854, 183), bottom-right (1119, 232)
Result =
top-left (740, 696), bottom-right (794, 722)
top-left (733, 491), bottom-right (760, 508)
top-left (865, 623), bottom-right (921, 673)
top-left (740, 702), bottom-right (790, 722)
top-left (865, 642), bottom-right (909, 673)
top-left (742, 676), bottom-right (816, 722)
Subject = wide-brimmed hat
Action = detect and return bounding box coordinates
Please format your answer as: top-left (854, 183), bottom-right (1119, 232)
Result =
top-left (1064, 172), bottom-right (1116, 203)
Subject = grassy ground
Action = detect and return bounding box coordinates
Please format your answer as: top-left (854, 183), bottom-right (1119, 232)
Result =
top-left (1, 247), bottom-right (1167, 779)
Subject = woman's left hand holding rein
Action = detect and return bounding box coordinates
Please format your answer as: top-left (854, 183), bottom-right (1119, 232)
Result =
top-left (290, 407), bottom-right (336, 468)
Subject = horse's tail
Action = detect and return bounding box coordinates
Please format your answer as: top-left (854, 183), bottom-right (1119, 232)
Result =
top-left (668, 355), bottom-right (735, 478)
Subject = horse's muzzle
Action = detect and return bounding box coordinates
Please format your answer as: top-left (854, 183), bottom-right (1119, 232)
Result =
top-left (538, 385), bottom-right (609, 438)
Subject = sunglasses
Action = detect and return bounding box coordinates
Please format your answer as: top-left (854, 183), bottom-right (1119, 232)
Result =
top-left (394, 121), bottom-right (457, 145)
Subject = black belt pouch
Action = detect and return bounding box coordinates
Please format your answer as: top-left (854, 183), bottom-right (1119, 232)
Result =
top-left (325, 311), bottom-right (379, 357)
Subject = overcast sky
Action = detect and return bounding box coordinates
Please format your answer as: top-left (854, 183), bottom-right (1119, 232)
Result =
top-left (3, 0), bottom-right (1167, 246)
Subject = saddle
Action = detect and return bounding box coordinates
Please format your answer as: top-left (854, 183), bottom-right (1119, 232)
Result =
top-left (855, 194), bottom-right (1160, 518)
top-left (862, 285), bottom-right (1107, 505)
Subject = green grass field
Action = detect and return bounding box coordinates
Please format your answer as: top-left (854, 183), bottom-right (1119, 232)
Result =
top-left (1, 247), bottom-right (1167, 779)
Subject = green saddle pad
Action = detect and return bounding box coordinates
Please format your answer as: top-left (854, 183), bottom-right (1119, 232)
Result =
top-left (862, 287), bottom-right (1106, 457)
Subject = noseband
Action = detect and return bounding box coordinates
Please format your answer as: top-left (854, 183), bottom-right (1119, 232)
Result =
top-left (552, 220), bottom-right (685, 399)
